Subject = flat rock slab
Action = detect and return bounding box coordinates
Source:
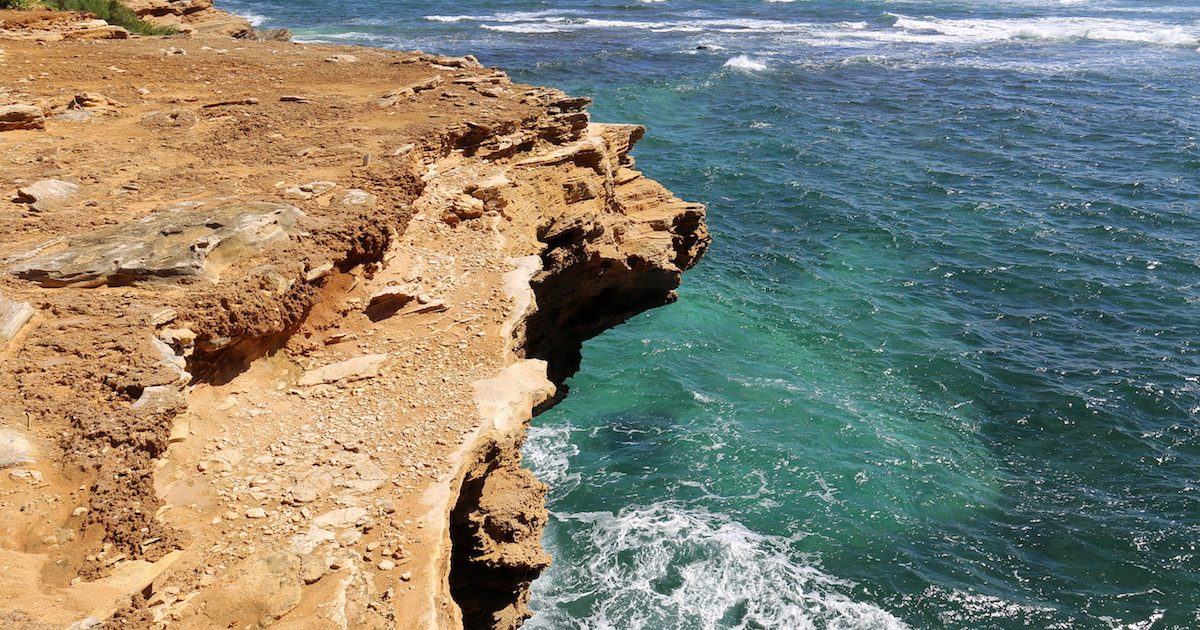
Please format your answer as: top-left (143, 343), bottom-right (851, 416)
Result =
top-left (15, 179), bottom-right (82, 212)
top-left (283, 181), bottom-right (336, 200)
top-left (0, 428), bottom-right (35, 469)
top-left (365, 283), bottom-right (418, 320)
top-left (62, 25), bottom-right (130, 40)
top-left (0, 294), bottom-right (36, 349)
top-left (312, 507), bottom-right (368, 529)
top-left (340, 189), bottom-right (375, 206)
top-left (8, 200), bottom-right (304, 287)
top-left (298, 354), bottom-right (388, 386)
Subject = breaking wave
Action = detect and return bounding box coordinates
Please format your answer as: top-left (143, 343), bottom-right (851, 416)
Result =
top-left (525, 502), bottom-right (910, 630)
top-left (883, 14), bottom-right (1200, 47)
top-left (723, 54), bottom-right (769, 72)
top-left (421, 10), bottom-right (1200, 51)
top-left (524, 419), bottom-right (903, 628)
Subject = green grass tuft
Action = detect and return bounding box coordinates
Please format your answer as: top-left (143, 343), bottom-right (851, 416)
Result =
top-left (42, 0), bottom-right (177, 35)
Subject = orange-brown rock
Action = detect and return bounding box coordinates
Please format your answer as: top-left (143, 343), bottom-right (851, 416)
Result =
top-left (0, 103), bottom-right (44, 131)
top-left (0, 24), bottom-right (705, 630)
top-left (122, 0), bottom-right (258, 37)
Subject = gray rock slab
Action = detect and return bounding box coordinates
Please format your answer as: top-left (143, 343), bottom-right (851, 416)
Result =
top-left (8, 200), bottom-right (304, 287)
top-left (0, 428), bottom-right (35, 469)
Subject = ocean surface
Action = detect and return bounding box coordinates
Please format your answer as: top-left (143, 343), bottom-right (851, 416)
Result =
top-left (221, 1), bottom-right (1200, 627)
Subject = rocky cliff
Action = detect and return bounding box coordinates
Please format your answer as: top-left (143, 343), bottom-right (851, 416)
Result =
top-left (123, 0), bottom-right (253, 36)
top-left (0, 20), bottom-right (706, 630)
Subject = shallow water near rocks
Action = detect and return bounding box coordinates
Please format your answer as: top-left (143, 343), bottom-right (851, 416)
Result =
top-left (226, 0), bottom-right (1200, 627)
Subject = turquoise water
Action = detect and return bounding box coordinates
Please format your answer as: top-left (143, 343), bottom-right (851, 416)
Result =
top-left (223, 1), bottom-right (1200, 627)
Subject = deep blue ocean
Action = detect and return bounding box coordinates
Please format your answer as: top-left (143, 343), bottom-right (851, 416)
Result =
top-left (220, 1), bottom-right (1200, 627)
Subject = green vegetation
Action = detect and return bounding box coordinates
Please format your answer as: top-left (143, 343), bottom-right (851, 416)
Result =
top-left (41, 0), bottom-right (177, 35)
top-left (1, 0), bottom-right (36, 10)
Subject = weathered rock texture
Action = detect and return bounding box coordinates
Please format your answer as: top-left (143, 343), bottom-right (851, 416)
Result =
top-left (0, 104), bottom-right (44, 131)
top-left (123, 0), bottom-right (261, 38)
top-left (0, 5), bottom-right (284, 40)
top-left (0, 23), bottom-right (706, 630)
top-left (514, 123), bottom-right (708, 383)
top-left (10, 201), bottom-right (304, 287)
top-left (0, 292), bottom-right (35, 348)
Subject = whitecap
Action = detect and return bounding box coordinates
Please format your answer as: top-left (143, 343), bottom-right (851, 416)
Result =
top-left (885, 14), bottom-right (1200, 47)
top-left (723, 54), bottom-right (769, 72)
top-left (482, 24), bottom-right (569, 34)
top-left (315, 31), bottom-right (392, 43)
top-left (425, 10), bottom-right (582, 24)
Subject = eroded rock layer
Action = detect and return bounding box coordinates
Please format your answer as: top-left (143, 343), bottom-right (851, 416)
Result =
top-left (122, 0), bottom-right (271, 38)
top-left (0, 31), bottom-right (706, 630)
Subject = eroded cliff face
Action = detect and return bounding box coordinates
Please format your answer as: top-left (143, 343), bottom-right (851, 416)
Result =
top-left (123, 0), bottom-right (256, 36)
top-left (0, 28), bottom-right (706, 630)
top-left (425, 119), bottom-right (709, 629)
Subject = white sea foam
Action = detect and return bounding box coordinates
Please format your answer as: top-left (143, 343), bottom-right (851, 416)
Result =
top-left (527, 502), bottom-right (910, 629)
top-left (885, 14), bottom-right (1200, 47)
top-left (1100, 609), bottom-right (1167, 630)
top-left (317, 31), bottom-right (392, 43)
top-left (430, 14), bottom-right (812, 35)
top-left (426, 10), bottom-right (582, 24)
top-left (918, 586), bottom-right (1060, 626)
top-left (483, 24), bottom-right (569, 34)
top-left (523, 418), bottom-right (906, 628)
top-left (425, 9), bottom-right (1200, 53)
top-left (524, 425), bottom-right (581, 499)
top-left (235, 11), bottom-right (268, 27)
top-left (723, 54), bottom-right (769, 72)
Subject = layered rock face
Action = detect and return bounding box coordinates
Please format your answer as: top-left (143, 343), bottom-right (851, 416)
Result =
top-left (122, 0), bottom-right (266, 38)
top-left (0, 31), bottom-right (706, 630)
top-left (0, 104), bottom-right (45, 131)
top-left (0, 2), bottom-right (285, 39)
top-left (513, 123), bottom-right (708, 384)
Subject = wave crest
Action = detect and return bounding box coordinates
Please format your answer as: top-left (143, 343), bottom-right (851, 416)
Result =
top-left (723, 54), bottom-right (769, 72)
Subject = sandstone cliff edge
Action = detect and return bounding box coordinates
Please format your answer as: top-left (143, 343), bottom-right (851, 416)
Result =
top-left (0, 9), bottom-right (708, 629)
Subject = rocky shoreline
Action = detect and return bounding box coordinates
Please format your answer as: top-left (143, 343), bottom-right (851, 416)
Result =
top-left (0, 6), bottom-right (706, 629)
